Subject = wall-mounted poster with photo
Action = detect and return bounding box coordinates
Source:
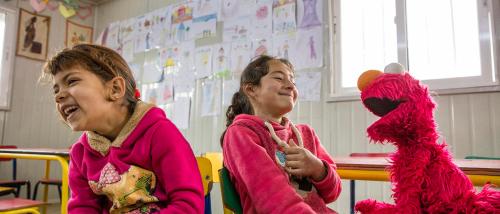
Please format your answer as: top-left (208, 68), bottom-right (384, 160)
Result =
top-left (16, 8), bottom-right (50, 61)
top-left (66, 20), bottom-right (93, 47)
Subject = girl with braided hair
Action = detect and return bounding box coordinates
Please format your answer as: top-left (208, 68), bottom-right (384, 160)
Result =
top-left (221, 55), bottom-right (342, 213)
top-left (42, 44), bottom-right (204, 214)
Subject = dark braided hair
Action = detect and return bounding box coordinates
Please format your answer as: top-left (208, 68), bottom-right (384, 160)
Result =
top-left (41, 44), bottom-right (138, 114)
top-left (220, 55), bottom-right (294, 146)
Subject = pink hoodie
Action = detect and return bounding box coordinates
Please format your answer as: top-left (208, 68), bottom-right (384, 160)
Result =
top-left (68, 102), bottom-right (204, 214)
top-left (223, 114), bottom-right (342, 214)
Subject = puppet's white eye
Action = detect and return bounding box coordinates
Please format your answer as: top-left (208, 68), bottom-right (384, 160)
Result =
top-left (384, 63), bottom-right (405, 74)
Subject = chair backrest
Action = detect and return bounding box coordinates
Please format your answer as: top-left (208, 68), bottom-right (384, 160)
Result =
top-left (0, 145), bottom-right (18, 180)
top-left (202, 152), bottom-right (223, 183)
top-left (196, 157), bottom-right (213, 196)
top-left (218, 167), bottom-right (243, 214)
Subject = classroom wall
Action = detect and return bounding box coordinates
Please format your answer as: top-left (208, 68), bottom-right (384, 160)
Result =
top-left (0, 0), bottom-right (93, 201)
top-left (0, 0), bottom-right (498, 213)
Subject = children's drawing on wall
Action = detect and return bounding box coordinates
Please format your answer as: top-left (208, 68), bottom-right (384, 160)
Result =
top-left (230, 40), bottom-right (252, 75)
top-left (193, 14), bottom-right (217, 39)
top-left (272, 33), bottom-right (296, 60)
top-left (118, 18), bottom-right (136, 44)
top-left (295, 71), bottom-right (321, 101)
top-left (272, 0), bottom-right (296, 34)
top-left (272, 0), bottom-right (295, 7)
top-left (222, 79), bottom-right (240, 106)
top-left (121, 39), bottom-right (134, 62)
top-left (195, 0), bottom-right (220, 18)
top-left (195, 47), bottom-right (213, 79)
top-left (159, 46), bottom-right (180, 68)
top-left (142, 62), bottom-right (163, 83)
top-left (220, 0), bottom-right (254, 21)
top-left (142, 84), bottom-right (160, 105)
top-left (294, 26), bottom-right (322, 69)
top-left (172, 3), bottom-right (194, 43)
top-left (134, 14), bottom-right (153, 53)
top-left (129, 63), bottom-right (142, 83)
top-left (174, 70), bottom-right (196, 94)
top-left (150, 7), bottom-right (172, 49)
top-left (252, 38), bottom-right (271, 57)
top-left (223, 18), bottom-right (251, 42)
top-left (201, 79), bottom-right (221, 117)
top-left (297, 0), bottom-right (322, 29)
top-left (174, 43), bottom-right (196, 94)
top-left (212, 43), bottom-right (231, 76)
top-left (178, 41), bottom-right (196, 73)
top-left (157, 73), bottom-right (175, 105)
top-left (252, 0), bottom-right (273, 38)
top-left (171, 97), bottom-right (191, 129)
top-left (105, 21), bottom-right (120, 50)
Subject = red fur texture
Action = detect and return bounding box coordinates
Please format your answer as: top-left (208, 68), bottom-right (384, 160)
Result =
top-left (356, 73), bottom-right (500, 214)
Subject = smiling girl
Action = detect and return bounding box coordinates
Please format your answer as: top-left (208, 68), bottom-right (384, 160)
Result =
top-left (42, 44), bottom-right (204, 214)
top-left (221, 55), bottom-right (342, 213)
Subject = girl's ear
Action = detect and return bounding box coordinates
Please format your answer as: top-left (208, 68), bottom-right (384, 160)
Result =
top-left (243, 83), bottom-right (256, 99)
top-left (106, 77), bottom-right (126, 101)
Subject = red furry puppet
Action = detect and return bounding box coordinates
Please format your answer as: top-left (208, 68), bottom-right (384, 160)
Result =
top-left (355, 63), bottom-right (500, 214)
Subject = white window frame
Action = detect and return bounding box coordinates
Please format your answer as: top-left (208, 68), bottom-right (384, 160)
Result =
top-left (0, 6), bottom-right (17, 110)
top-left (328, 0), bottom-right (500, 101)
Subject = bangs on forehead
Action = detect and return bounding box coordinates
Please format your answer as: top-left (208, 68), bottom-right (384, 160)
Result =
top-left (268, 58), bottom-right (294, 73)
top-left (40, 50), bottom-right (88, 84)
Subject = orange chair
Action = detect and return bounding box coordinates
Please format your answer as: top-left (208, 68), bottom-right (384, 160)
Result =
top-left (348, 153), bottom-right (390, 214)
top-left (0, 146), bottom-right (31, 198)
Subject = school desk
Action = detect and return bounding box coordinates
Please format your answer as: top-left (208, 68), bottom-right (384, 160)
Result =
top-left (0, 148), bottom-right (69, 214)
top-left (334, 156), bottom-right (500, 186)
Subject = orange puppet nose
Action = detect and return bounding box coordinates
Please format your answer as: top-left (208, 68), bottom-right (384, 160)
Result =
top-left (357, 70), bottom-right (383, 91)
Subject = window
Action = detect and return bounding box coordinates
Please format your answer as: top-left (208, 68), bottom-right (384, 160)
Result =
top-left (329, 0), bottom-right (498, 98)
top-left (0, 7), bottom-right (16, 110)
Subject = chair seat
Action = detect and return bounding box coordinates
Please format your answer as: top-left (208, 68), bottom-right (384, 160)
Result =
top-left (0, 187), bottom-right (15, 197)
top-left (0, 180), bottom-right (29, 186)
top-left (0, 198), bottom-right (44, 211)
top-left (37, 179), bottom-right (62, 185)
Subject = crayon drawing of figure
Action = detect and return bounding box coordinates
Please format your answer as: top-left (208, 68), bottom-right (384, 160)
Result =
top-left (299, 0), bottom-right (321, 29)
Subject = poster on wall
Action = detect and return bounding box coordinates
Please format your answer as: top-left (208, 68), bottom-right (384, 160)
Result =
top-left (295, 71), bottom-right (321, 101)
top-left (65, 20), bottom-right (93, 47)
top-left (294, 26), bottom-right (323, 69)
top-left (272, 0), bottom-right (296, 34)
top-left (16, 8), bottom-right (50, 61)
top-left (201, 79), bottom-right (221, 117)
top-left (297, 0), bottom-right (322, 30)
top-left (171, 2), bottom-right (194, 43)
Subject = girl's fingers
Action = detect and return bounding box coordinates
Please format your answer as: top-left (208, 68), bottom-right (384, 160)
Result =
top-left (285, 160), bottom-right (301, 168)
top-left (285, 167), bottom-right (305, 176)
top-left (285, 153), bottom-right (302, 161)
top-left (283, 146), bottom-right (302, 155)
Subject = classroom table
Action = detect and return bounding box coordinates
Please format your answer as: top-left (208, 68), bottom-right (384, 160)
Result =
top-left (335, 157), bottom-right (500, 214)
top-left (334, 156), bottom-right (500, 186)
top-left (0, 148), bottom-right (69, 214)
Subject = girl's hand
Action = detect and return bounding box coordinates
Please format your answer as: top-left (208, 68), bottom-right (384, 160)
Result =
top-left (283, 139), bottom-right (327, 182)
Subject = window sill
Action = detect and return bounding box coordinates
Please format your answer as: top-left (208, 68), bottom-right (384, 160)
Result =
top-left (326, 84), bottom-right (500, 103)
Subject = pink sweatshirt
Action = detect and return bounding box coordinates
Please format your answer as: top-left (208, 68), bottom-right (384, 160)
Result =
top-left (223, 114), bottom-right (342, 214)
top-left (68, 102), bottom-right (204, 214)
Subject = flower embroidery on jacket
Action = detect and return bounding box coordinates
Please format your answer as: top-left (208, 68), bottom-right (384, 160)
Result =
top-left (89, 163), bottom-right (159, 214)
